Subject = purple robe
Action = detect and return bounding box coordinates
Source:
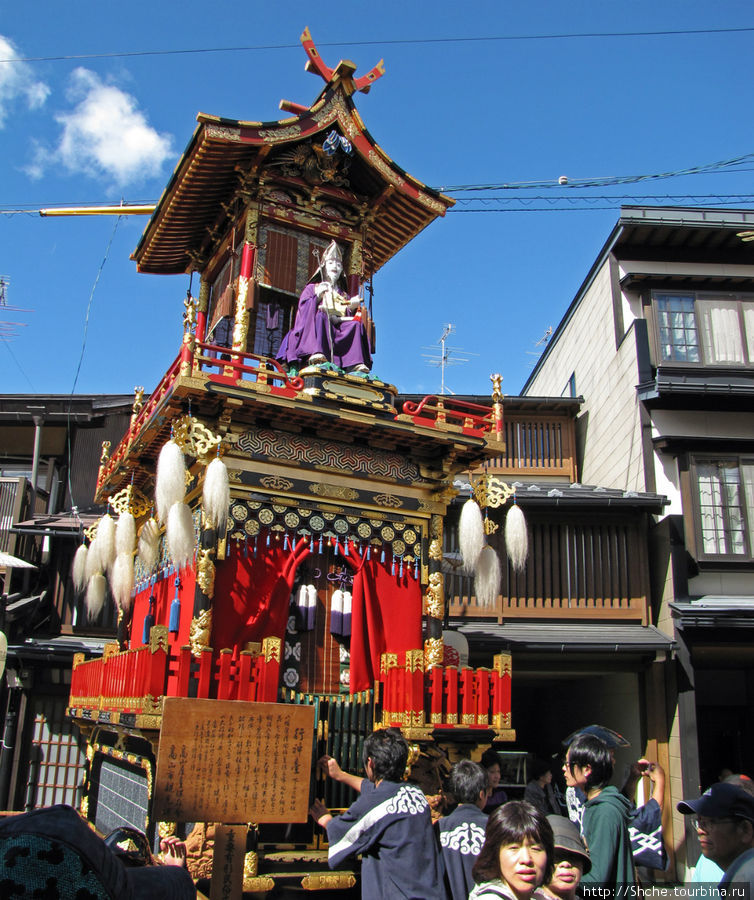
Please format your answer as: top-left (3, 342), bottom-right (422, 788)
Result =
top-left (277, 283), bottom-right (372, 370)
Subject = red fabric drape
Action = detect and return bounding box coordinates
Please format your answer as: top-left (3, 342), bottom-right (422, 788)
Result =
top-left (212, 537), bottom-right (310, 651)
top-left (131, 567), bottom-right (196, 649)
top-left (340, 545), bottom-right (422, 693)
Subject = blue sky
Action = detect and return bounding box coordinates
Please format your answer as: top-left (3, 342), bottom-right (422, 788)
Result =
top-left (2, 1), bottom-right (754, 398)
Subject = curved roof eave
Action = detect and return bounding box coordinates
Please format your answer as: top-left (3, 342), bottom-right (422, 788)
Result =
top-left (132, 86), bottom-right (454, 275)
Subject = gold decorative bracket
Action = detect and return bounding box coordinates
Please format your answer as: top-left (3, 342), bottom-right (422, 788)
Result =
top-left (172, 414), bottom-right (222, 462)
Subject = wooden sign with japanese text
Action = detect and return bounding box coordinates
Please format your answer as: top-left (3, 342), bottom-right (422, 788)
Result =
top-left (153, 698), bottom-right (315, 823)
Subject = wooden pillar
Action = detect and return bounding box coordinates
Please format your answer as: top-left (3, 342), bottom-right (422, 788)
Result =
top-left (190, 526), bottom-right (216, 658)
top-left (424, 515), bottom-right (444, 671)
top-left (196, 278), bottom-right (210, 345)
top-left (228, 209), bottom-right (259, 368)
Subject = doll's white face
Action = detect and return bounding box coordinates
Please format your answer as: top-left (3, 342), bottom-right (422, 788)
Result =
top-left (324, 257), bottom-right (343, 283)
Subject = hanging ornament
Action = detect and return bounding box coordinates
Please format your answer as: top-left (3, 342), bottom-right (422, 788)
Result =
top-left (72, 544), bottom-right (88, 593)
top-left (459, 498), bottom-right (485, 572)
top-left (167, 502), bottom-right (195, 570)
top-left (85, 573), bottom-right (107, 621)
top-left (284, 533), bottom-right (290, 551)
top-left (318, 535), bottom-right (323, 554)
top-left (137, 518), bottom-right (160, 572)
top-left (116, 512), bottom-right (136, 556)
top-left (306, 584), bottom-right (317, 631)
top-left (331, 589), bottom-right (343, 636)
top-left (342, 590), bottom-right (352, 637)
top-left (96, 513), bottom-right (117, 573)
top-left (111, 552), bottom-right (135, 611)
top-left (202, 456), bottom-right (229, 533)
top-left (169, 574), bottom-right (182, 634)
top-left (505, 502), bottom-right (529, 572)
top-left (85, 537), bottom-right (102, 581)
top-left (475, 545), bottom-right (501, 608)
top-left (142, 592), bottom-right (156, 644)
top-left (156, 440), bottom-right (187, 524)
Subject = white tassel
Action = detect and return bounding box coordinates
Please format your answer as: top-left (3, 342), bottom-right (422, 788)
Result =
top-left (459, 499), bottom-right (485, 571)
top-left (306, 583), bottom-right (317, 631)
top-left (202, 456), bottom-right (230, 533)
top-left (505, 504), bottom-right (529, 572)
top-left (331, 589), bottom-right (343, 635)
top-left (72, 544), bottom-right (88, 593)
top-left (167, 502), bottom-right (195, 570)
top-left (111, 552), bottom-right (135, 611)
top-left (85, 537), bottom-right (102, 580)
top-left (96, 513), bottom-right (116, 572)
top-left (116, 511), bottom-right (136, 556)
top-left (156, 440), bottom-right (187, 524)
top-left (86, 573), bottom-right (107, 621)
top-left (475, 545), bottom-right (501, 608)
top-left (138, 517), bottom-right (161, 572)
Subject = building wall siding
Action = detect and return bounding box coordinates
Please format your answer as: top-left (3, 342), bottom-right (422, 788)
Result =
top-left (525, 262), bottom-right (645, 491)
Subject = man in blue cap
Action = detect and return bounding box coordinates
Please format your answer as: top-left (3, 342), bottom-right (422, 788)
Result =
top-left (678, 782), bottom-right (754, 889)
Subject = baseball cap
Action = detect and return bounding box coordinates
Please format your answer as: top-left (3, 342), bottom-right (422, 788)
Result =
top-left (547, 815), bottom-right (592, 874)
top-left (677, 782), bottom-right (754, 821)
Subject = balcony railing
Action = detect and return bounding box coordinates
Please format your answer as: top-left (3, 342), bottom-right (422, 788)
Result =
top-left (482, 412), bottom-right (577, 480)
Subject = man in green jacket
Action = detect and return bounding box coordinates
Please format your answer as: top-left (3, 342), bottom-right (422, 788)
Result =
top-left (563, 734), bottom-right (635, 892)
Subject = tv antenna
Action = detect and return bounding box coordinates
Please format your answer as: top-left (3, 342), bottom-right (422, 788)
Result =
top-left (0, 277), bottom-right (32, 342)
top-left (525, 326), bottom-right (553, 366)
top-left (421, 324), bottom-right (478, 395)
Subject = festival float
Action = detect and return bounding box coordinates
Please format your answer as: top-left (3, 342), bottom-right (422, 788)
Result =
top-left (67, 29), bottom-right (517, 893)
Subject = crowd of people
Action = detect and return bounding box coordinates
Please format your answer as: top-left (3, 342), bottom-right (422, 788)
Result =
top-left (310, 724), bottom-right (754, 899)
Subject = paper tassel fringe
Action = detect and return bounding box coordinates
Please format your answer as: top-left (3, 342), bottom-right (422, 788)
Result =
top-left (138, 518), bottom-right (161, 572)
top-left (85, 573), bottom-right (107, 621)
top-left (116, 511), bottom-right (136, 556)
top-left (156, 440), bottom-right (187, 524)
top-left (72, 544), bottom-right (88, 593)
top-left (459, 498), bottom-right (485, 571)
top-left (202, 456), bottom-right (230, 533)
top-left (167, 502), bottom-right (195, 570)
top-left (475, 545), bottom-right (501, 608)
top-left (111, 552), bottom-right (135, 611)
top-left (96, 513), bottom-right (116, 572)
top-left (505, 503), bottom-right (529, 572)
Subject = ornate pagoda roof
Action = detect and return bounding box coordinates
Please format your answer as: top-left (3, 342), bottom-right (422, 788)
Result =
top-left (133, 30), bottom-right (454, 275)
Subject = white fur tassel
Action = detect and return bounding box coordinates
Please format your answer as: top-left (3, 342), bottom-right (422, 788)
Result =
top-left (72, 544), bottom-right (88, 593)
top-left (96, 513), bottom-right (116, 572)
top-left (85, 537), bottom-right (102, 580)
top-left (138, 517), bottom-right (161, 572)
top-left (202, 456), bottom-right (230, 533)
top-left (156, 440), bottom-right (187, 524)
top-left (459, 499), bottom-right (485, 571)
top-left (86, 573), bottom-right (107, 621)
top-left (116, 511), bottom-right (136, 556)
top-left (475, 545), bottom-right (501, 608)
top-left (111, 552), bottom-right (135, 611)
top-left (167, 502), bottom-right (195, 570)
top-left (505, 504), bottom-right (529, 572)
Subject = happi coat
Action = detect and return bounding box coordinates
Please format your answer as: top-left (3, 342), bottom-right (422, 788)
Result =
top-left (325, 779), bottom-right (446, 900)
top-left (437, 803), bottom-right (487, 900)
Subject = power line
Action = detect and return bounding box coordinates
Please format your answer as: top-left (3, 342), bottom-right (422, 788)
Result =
top-left (3, 25), bottom-right (754, 64)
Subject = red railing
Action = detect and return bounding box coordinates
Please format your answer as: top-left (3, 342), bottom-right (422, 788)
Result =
top-left (378, 651), bottom-right (512, 733)
top-left (400, 396), bottom-right (495, 437)
top-left (68, 630), bottom-right (282, 717)
top-left (193, 341), bottom-right (304, 392)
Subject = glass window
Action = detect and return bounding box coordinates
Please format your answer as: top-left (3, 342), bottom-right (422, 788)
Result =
top-left (695, 458), bottom-right (754, 558)
top-left (656, 295), bottom-right (699, 362)
top-left (654, 292), bottom-right (754, 365)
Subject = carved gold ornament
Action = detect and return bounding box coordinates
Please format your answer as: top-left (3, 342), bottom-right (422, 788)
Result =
top-left (260, 475), bottom-right (294, 492)
top-left (183, 294), bottom-right (197, 332)
top-left (424, 638), bottom-right (443, 670)
top-left (263, 637), bottom-right (282, 663)
top-left (374, 493), bottom-right (402, 508)
top-left (132, 386), bottom-right (144, 414)
top-left (484, 517), bottom-right (499, 535)
top-left (473, 474), bottom-right (515, 510)
top-left (301, 874), bottom-right (356, 890)
top-left (189, 608), bottom-right (212, 657)
top-left (171, 414), bottom-right (221, 461)
top-left (405, 650), bottom-right (424, 673)
top-left (243, 850), bottom-right (258, 879)
top-left (424, 572), bottom-right (444, 619)
top-left (196, 549), bottom-right (216, 599)
top-left (158, 821), bottom-right (177, 838)
top-left (109, 484), bottom-right (151, 519)
top-left (100, 441), bottom-right (111, 464)
top-left (309, 483), bottom-right (358, 501)
top-left (149, 626), bottom-right (168, 654)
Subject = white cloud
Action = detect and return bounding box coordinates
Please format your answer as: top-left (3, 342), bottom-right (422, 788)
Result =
top-left (0, 35), bottom-right (50, 126)
top-left (31, 68), bottom-right (174, 187)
